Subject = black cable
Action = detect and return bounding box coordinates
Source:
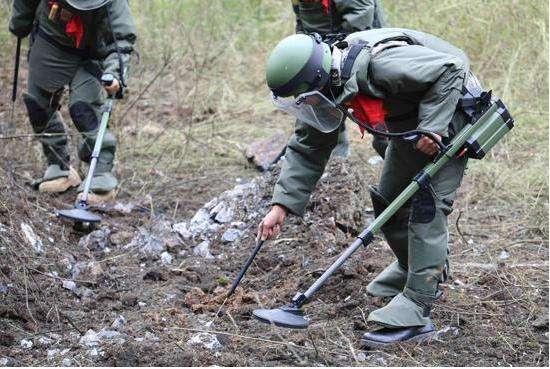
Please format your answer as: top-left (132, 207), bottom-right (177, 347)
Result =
top-left (342, 108), bottom-right (449, 152)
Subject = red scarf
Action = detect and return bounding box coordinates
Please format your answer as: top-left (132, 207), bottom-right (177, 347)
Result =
top-left (48, 1), bottom-right (85, 48)
top-left (348, 95), bottom-right (387, 137)
top-left (321, 0), bottom-right (331, 15)
top-left (66, 15), bottom-right (84, 48)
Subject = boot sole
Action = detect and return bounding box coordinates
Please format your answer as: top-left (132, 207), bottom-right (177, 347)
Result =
top-left (361, 330), bottom-right (436, 349)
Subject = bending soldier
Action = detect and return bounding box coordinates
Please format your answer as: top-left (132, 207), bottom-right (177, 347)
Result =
top-left (9, 0), bottom-right (136, 204)
top-left (259, 28), bottom-right (474, 345)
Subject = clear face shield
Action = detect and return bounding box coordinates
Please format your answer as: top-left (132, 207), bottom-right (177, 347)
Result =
top-left (272, 91), bottom-right (345, 133)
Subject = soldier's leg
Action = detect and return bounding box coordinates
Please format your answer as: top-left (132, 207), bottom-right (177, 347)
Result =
top-left (69, 67), bottom-right (118, 203)
top-left (367, 153), bottom-right (467, 328)
top-left (24, 80), bottom-right (81, 192)
top-left (371, 133), bottom-right (388, 158)
top-left (366, 140), bottom-right (422, 297)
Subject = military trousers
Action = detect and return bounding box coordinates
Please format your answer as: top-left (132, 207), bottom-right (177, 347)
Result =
top-left (367, 119), bottom-right (468, 327)
top-left (24, 34), bottom-right (117, 188)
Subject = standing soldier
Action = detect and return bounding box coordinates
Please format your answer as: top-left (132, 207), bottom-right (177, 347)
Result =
top-left (9, 0), bottom-right (136, 204)
top-left (259, 28), bottom-right (475, 345)
top-left (291, 0), bottom-right (388, 157)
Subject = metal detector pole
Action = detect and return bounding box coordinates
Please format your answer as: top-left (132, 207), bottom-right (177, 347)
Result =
top-left (290, 121), bottom-right (480, 308)
top-left (77, 98), bottom-right (113, 207)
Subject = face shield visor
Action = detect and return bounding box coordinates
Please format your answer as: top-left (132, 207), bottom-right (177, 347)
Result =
top-left (272, 91), bottom-right (344, 133)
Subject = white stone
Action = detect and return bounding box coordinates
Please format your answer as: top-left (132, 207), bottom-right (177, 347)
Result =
top-left (172, 222), bottom-right (192, 239)
top-left (99, 329), bottom-right (120, 340)
top-left (111, 315), bottom-right (126, 329)
top-left (368, 156), bottom-right (384, 166)
top-left (20, 339), bottom-right (33, 348)
top-left (193, 241), bottom-right (214, 259)
top-left (38, 336), bottom-right (54, 346)
top-left (62, 280), bottom-right (77, 291)
top-left (138, 301), bottom-right (147, 308)
top-left (221, 228), bottom-right (243, 243)
top-left (187, 332), bottom-right (222, 351)
top-left (61, 358), bottom-right (73, 367)
top-left (498, 250), bottom-right (510, 260)
top-left (21, 222), bottom-right (43, 254)
top-left (79, 329), bottom-right (100, 347)
top-left (47, 349), bottom-right (60, 359)
top-left (0, 358), bottom-right (9, 366)
top-left (160, 251), bottom-right (173, 265)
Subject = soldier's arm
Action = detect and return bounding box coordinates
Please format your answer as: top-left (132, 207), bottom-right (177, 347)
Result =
top-left (272, 120), bottom-right (340, 216)
top-left (9, 0), bottom-right (40, 38)
top-left (291, 0), bottom-right (304, 34)
top-left (368, 45), bottom-right (468, 136)
top-left (333, 0), bottom-right (376, 32)
top-left (101, 0), bottom-right (137, 85)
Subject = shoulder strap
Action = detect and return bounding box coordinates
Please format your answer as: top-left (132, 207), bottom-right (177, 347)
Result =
top-left (341, 40), bottom-right (368, 80)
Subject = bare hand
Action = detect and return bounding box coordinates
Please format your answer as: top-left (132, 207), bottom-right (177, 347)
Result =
top-left (257, 205), bottom-right (288, 241)
top-left (104, 78), bottom-right (121, 96)
top-left (415, 133), bottom-right (442, 156)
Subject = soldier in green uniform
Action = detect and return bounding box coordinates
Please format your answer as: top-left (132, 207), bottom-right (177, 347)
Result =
top-left (9, 0), bottom-right (136, 204)
top-left (291, 0), bottom-right (389, 158)
top-left (258, 28), bottom-right (473, 345)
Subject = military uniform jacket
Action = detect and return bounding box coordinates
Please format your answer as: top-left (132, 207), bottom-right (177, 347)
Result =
top-left (292, 0), bottom-right (387, 35)
top-left (272, 28), bottom-right (470, 216)
top-left (9, 0), bottom-right (136, 82)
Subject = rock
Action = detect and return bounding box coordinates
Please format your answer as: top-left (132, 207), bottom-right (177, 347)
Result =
top-left (193, 241), bottom-right (214, 259)
top-left (89, 347), bottom-right (104, 359)
top-left (230, 221), bottom-right (247, 230)
top-left (245, 133), bottom-right (287, 171)
top-left (78, 229), bottom-right (111, 251)
top-left (20, 222), bottom-right (43, 254)
top-left (61, 358), bottom-right (73, 367)
top-left (79, 329), bottom-right (100, 347)
top-left (160, 251), bottom-right (173, 265)
top-left (498, 250), bottom-right (510, 260)
top-left (98, 329), bottom-right (121, 340)
top-left (113, 202), bottom-right (134, 214)
top-left (128, 228), bottom-right (165, 256)
top-left (47, 349), bottom-right (59, 359)
top-left (172, 222), bottom-right (192, 239)
top-left (213, 204), bottom-right (233, 224)
top-left (367, 156), bottom-right (383, 166)
top-left (75, 287), bottom-right (94, 298)
top-left (0, 283), bottom-right (8, 294)
top-left (138, 302), bottom-right (147, 308)
top-left (190, 208), bottom-right (214, 233)
top-left (62, 280), bottom-right (77, 291)
top-left (356, 352), bottom-right (367, 362)
top-left (221, 228), bottom-right (243, 243)
top-left (20, 339), bottom-right (33, 349)
top-left (111, 315), bottom-right (126, 329)
top-left (434, 325), bottom-right (460, 341)
top-left (0, 357), bottom-right (14, 366)
top-left (38, 336), bottom-right (54, 346)
top-left (187, 332), bottom-right (222, 351)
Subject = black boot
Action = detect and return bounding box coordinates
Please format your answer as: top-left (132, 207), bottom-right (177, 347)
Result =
top-left (361, 323), bottom-right (436, 348)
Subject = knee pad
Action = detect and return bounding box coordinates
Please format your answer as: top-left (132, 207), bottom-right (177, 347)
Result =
top-left (410, 188), bottom-right (436, 223)
top-left (70, 101), bottom-right (99, 133)
top-left (23, 93), bottom-right (49, 133)
top-left (78, 131), bottom-right (117, 163)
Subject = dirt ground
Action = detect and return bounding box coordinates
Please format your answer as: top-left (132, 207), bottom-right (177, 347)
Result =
top-left (1, 142), bottom-right (548, 366)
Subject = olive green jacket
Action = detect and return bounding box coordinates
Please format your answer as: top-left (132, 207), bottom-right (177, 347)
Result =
top-left (292, 0), bottom-right (387, 36)
top-left (9, 0), bottom-right (136, 82)
top-left (272, 28), bottom-right (470, 216)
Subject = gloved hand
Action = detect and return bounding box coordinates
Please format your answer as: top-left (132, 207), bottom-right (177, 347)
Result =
top-left (416, 133), bottom-right (442, 156)
top-left (257, 204), bottom-right (288, 241)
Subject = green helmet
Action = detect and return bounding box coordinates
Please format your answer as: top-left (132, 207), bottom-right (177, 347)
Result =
top-left (266, 33), bottom-right (332, 97)
top-left (64, 0), bottom-right (112, 11)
